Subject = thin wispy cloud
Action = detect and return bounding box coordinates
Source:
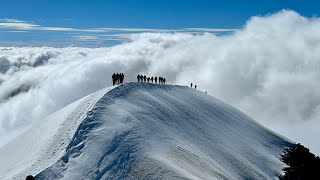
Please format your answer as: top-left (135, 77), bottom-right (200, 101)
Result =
top-left (92, 27), bottom-right (238, 33)
top-left (0, 19), bottom-right (28, 23)
top-left (0, 19), bottom-right (39, 30)
top-left (3, 31), bottom-right (28, 33)
top-left (100, 34), bottom-right (131, 40)
top-left (0, 18), bottom-right (238, 46)
top-left (0, 18), bottom-right (236, 34)
top-left (0, 18), bottom-right (104, 32)
top-left (73, 34), bottom-right (132, 42)
top-left (73, 35), bottom-right (100, 41)
top-left (94, 28), bottom-right (183, 32)
top-left (184, 28), bottom-right (237, 32)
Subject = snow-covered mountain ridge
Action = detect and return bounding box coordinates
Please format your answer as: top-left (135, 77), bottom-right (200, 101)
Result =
top-left (0, 82), bottom-right (292, 179)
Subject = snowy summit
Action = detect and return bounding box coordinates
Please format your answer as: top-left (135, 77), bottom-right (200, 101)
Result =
top-left (0, 82), bottom-right (292, 179)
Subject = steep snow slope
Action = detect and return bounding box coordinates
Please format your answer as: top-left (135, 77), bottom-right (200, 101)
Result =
top-left (0, 86), bottom-right (116, 179)
top-left (1, 83), bottom-right (292, 179)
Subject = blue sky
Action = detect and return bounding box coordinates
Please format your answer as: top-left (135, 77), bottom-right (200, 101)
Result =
top-left (0, 0), bottom-right (319, 46)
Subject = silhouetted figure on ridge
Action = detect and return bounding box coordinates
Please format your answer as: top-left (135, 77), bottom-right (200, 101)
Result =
top-left (112, 73), bottom-right (116, 86)
top-left (136, 74), bottom-right (167, 84)
top-left (195, 85), bottom-right (197, 89)
top-left (26, 175), bottom-right (34, 180)
top-left (115, 73), bottom-right (119, 85)
top-left (120, 73), bottom-right (124, 84)
top-left (191, 83), bottom-right (193, 88)
top-left (112, 73), bottom-right (124, 86)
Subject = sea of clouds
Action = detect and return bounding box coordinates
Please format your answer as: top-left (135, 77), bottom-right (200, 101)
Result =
top-left (0, 10), bottom-right (320, 155)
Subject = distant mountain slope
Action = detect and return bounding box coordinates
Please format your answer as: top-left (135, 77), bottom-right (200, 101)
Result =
top-left (0, 83), bottom-right (292, 179)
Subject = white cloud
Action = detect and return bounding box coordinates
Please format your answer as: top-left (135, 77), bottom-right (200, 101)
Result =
top-left (39, 27), bottom-right (74, 31)
top-left (93, 28), bottom-right (183, 32)
top-left (184, 28), bottom-right (237, 32)
top-left (0, 18), bottom-right (105, 32)
top-left (0, 22), bottom-right (40, 30)
top-left (73, 35), bottom-right (100, 41)
top-left (0, 19), bottom-right (27, 23)
top-left (3, 31), bottom-right (28, 33)
top-left (93, 27), bottom-right (236, 34)
top-left (0, 20), bottom-right (235, 35)
top-left (0, 10), bottom-right (320, 155)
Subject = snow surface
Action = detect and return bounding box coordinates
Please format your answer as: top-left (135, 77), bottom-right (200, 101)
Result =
top-left (0, 86), bottom-right (115, 179)
top-left (0, 83), bottom-right (292, 179)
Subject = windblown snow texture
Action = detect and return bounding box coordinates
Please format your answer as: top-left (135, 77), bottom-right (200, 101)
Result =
top-left (1, 83), bottom-right (291, 179)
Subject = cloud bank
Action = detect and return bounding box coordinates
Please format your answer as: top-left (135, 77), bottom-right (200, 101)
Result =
top-left (1, 10), bottom-right (320, 155)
